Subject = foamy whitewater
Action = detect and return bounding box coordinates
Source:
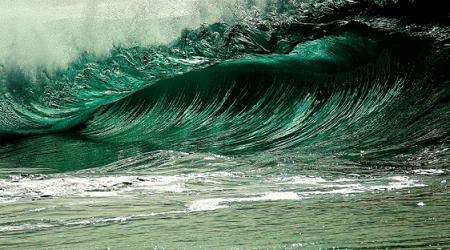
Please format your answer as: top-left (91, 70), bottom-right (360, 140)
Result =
top-left (1, 0), bottom-right (450, 248)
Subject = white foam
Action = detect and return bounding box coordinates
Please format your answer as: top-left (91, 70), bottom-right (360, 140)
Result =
top-left (189, 192), bottom-right (302, 211)
top-left (275, 175), bottom-right (328, 185)
top-left (187, 175), bottom-right (427, 212)
top-left (0, 224), bottom-right (55, 233)
top-left (0, 172), bottom-right (427, 204)
top-left (0, 171), bottom-right (239, 202)
top-left (412, 169), bottom-right (448, 175)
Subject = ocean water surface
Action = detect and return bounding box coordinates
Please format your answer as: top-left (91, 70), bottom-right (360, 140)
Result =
top-left (1, 0), bottom-right (450, 249)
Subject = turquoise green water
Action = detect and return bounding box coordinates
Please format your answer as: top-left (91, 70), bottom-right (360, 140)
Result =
top-left (1, 0), bottom-right (450, 249)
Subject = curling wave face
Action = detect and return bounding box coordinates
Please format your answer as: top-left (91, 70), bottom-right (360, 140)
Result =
top-left (1, 0), bottom-right (450, 170)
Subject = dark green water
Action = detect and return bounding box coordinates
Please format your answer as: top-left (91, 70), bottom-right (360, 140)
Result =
top-left (1, 0), bottom-right (450, 249)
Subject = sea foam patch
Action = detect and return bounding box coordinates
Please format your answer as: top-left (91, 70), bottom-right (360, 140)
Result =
top-left (189, 192), bottom-right (302, 211)
top-left (186, 175), bottom-right (427, 212)
top-left (0, 172), bottom-right (427, 204)
top-left (0, 172), bottom-right (240, 203)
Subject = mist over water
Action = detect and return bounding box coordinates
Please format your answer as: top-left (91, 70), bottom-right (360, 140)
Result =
top-left (1, 0), bottom-right (450, 249)
top-left (0, 0), bottom-right (269, 72)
